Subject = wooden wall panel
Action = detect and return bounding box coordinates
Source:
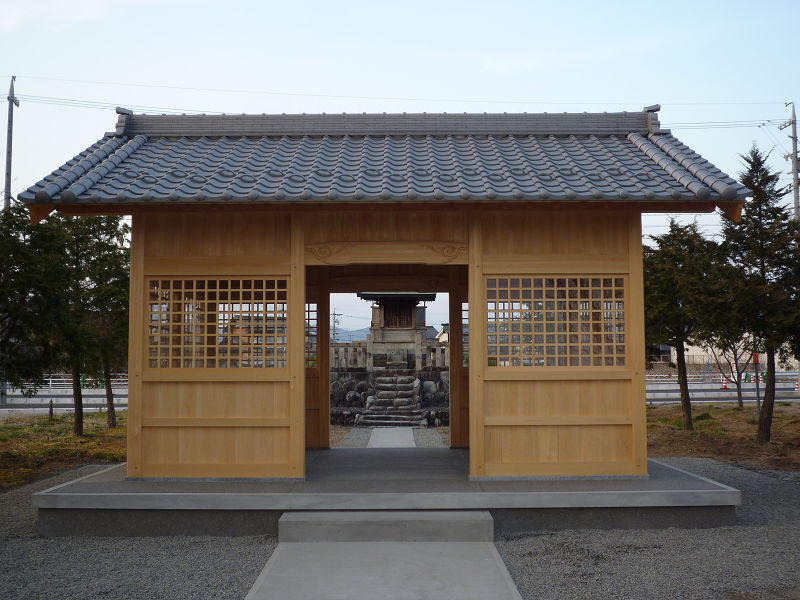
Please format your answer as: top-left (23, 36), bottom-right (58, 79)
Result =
top-left (472, 208), bottom-right (646, 478)
top-left (483, 381), bottom-right (630, 419)
top-left (142, 212), bottom-right (291, 259)
top-left (304, 209), bottom-right (468, 245)
top-left (128, 209), bottom-right (300, 479)
top-left (484, 424), bottom-right (633, 476)
top-left (141, 427), bottom-right (290, 467)
top-left (141, 382), bottom-right (289, 419)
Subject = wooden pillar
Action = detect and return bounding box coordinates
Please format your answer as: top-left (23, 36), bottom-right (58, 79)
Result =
top-left (126, 213), bottom-right (144, 477)
top-left (317, 268), bottom-right (330, 447)
top-left (448, 266), bottom-right (468, 448)
top-left (289, 213), bottom-right (306, 477)
top-left (628, 213), bottom-right (648, 475)
top-left (468, 215), bottom-right (485, 476)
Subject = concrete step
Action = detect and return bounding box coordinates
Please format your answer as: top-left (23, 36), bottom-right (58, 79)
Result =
top-left (278, 510), bottom-right (494, 542)
top-left (374, 377), bottom-right (397, 385)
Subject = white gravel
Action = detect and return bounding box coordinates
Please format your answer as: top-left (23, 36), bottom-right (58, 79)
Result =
top-left (496, 458), bottom-right (800, 600)
top-left (2, 457), bottom-right (798, 599)
top-left (0, 465), bottom-right (276, 600)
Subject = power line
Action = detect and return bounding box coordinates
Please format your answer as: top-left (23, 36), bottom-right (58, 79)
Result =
top-left (16, 94), bottom-right (218, 115)
top-left (2, 74), bottom-right (788, 107)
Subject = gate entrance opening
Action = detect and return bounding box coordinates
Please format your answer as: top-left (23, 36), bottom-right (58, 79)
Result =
top-left (304, 264), bottom-right (469, 450)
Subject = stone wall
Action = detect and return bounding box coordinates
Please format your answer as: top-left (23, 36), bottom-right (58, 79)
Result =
top-left (329, 366), bottom-right (449, 426)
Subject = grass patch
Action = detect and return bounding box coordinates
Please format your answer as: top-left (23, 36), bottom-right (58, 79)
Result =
top-left (0, 412), bottom-right (126, 489)
top-left (694, 411), bottom-right (713, 421)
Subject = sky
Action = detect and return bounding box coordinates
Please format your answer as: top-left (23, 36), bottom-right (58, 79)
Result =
top-left (2, 0), bottom-right (798, 330)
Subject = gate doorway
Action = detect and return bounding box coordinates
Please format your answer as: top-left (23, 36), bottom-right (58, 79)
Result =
top-left (304, 264), bottom-right (469, 450)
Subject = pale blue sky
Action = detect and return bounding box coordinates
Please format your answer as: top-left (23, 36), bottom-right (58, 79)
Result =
top-left (2, 0), bottom-right (798, 328)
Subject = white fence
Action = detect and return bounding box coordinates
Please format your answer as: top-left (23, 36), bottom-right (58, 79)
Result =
top-left (13, 374), bottom-right (129, 392)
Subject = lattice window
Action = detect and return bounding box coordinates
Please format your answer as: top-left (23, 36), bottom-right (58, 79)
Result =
top-left (461, 302), bottom-right (469, 367)
top-left (305, 303), bottom-right (317, 368)
top-left (486, 276), bottom-right (626, 367)
top-left (146, 278), bottom-right (288, 369)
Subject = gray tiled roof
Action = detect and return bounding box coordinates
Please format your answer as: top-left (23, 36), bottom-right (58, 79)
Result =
top-left (19, 107), bottom-right (747, 207)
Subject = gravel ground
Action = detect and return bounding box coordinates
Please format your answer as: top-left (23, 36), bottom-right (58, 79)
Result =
top-left (0, 465), bottom-right (276, 600)
top-left (3, 454), bottom-right (798, 599)
top-left (496, 458), bottom-right (800, 600)
top-left (334, 426), bottom-right (373, 448)
top-left (413, 427), bottom-right (448, 448)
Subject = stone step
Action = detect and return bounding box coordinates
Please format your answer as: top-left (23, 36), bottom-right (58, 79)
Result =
top-left (364, 406), bottom-right (424, 414)
top-left (374, 377), bottom-right (397, 385)
top-left (375, 383), bottom-right (398, 392)
top-left (357, 415), bottom-right (425, 426)
top-left (278, 511), bottom-right (494, 542)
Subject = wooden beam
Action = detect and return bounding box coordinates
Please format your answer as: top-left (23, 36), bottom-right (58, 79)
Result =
top-left (627, 212), bottom-right (648, 475)
top-left (468, 214), bottom-right (486, 477)
top-left (28, 204), bottom-right (54, 224)
top-left (289, 213), bottom-right (306, 477)
top-left (718, 200), bottom-right (745, 222)
top-left (126, 214), bottom-right (145, 477)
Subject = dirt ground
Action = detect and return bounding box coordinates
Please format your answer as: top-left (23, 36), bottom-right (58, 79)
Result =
top-left (646, 401), bottom-right (800, 472)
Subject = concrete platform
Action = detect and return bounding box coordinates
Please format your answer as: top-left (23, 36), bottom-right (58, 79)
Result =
top-left (33, 449), bottom-right (741, 536)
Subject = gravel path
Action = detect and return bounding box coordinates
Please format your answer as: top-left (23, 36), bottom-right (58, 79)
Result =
top-left (0, 465), bottom-right (276, 600)
top-left (2, 455), bottom-right (798, 599)
top-left (496, 458), bottom-right (800, 600)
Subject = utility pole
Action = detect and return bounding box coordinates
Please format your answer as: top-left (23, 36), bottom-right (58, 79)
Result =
top-left (2, 76), bottom-right (19, 405)
top-left (331, 310), bottom-right (341, 343)
top-left (4, 75), bottom-right (18, 210)
top-left (779, 101), bottom-right (799, 219)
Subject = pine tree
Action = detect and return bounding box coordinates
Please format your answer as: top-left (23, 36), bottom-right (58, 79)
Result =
top-left (644, 220), bottom-right (718, 430)
top-left (722, 146), bottom-right (800, 443)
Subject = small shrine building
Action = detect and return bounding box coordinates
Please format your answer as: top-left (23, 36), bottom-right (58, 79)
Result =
top-left (20, 106), bottom-right (746, 480)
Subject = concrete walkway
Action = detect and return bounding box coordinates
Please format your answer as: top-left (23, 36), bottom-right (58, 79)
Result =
top-left (244, 540), bottom-right (522, 600)
top-left (244, 430), bottom-right (522, 599)
top-left (366, 427), bottom-right (416, 448)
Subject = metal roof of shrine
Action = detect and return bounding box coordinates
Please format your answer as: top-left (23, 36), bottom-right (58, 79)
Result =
top-left (19, 106), bottom-right (748, 210)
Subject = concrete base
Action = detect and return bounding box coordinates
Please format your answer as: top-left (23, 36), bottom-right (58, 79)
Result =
top-left (34, 450), bottom-right (740, 536)
top-left (279, 510), bottom-right (494, 542)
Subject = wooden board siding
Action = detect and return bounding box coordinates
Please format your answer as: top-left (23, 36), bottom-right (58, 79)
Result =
top-left (470, 209), bottom-right (647, 477)
top-left (129, 210), bottom-right (302, 478)
top-left (303, 209), bottom-right (468, 265)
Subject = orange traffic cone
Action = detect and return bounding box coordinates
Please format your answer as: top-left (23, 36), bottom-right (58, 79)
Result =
top-left (720, 376), bottom-right (728, 390)
top-left (795, 379), bottom-right (799, 392)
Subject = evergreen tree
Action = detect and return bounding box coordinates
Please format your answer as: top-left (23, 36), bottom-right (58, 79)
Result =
top-left (47, 215), bottom-right (129, 436)
top-left (0, 202), bottom-right (69, 387)
top-left (694, 258), bottom-right (755, 409)
top-left (722, 146), bottom-right (800, 443)
top-left (644, 220), bottom-right (718, 430)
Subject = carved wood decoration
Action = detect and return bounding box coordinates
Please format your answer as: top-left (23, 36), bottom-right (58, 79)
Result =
top-left (306, 242), bottom-right (468, 265)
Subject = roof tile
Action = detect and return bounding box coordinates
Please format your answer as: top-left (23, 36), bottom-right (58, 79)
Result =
top-left (19, 111), bottom-right (748, 208)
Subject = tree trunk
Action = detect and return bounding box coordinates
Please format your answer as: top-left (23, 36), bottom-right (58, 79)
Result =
top-left (757, 347), bottom-right (776, 443)
top-left (734, 364), bottom-right (744, 409)
top-left (71, 364), bottom-right (84, 437)
top-left (103, 362), bottom-right (116, 429)
top-left (675, 342), bottom-right (693, 430)
top-left (735, 379), bottom-right (744, 409)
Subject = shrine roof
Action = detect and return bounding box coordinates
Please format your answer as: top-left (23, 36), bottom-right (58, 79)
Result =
top-left (19, 107), bottom-right (748, 213)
